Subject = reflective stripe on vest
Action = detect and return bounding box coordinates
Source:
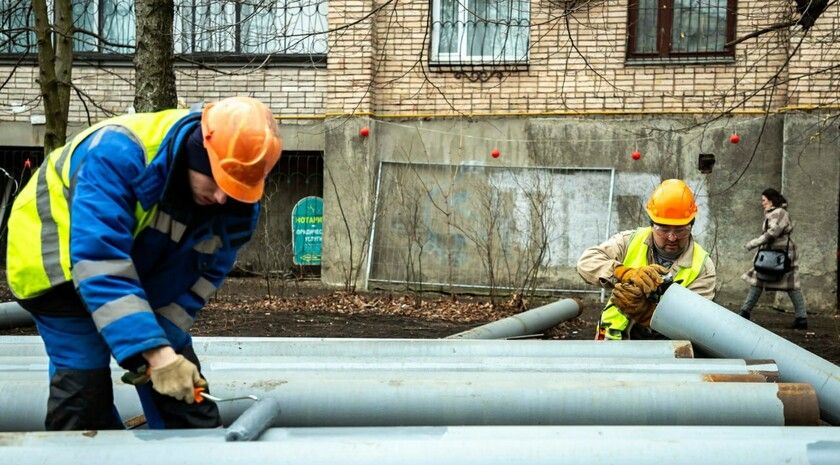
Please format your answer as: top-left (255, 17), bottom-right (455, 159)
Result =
top-left (6, 109), bottom-right (191, 299)
top-left (599, 227), bottom-right (708, 340)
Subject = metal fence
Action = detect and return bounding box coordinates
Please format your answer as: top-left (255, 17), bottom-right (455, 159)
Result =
top-left (366, 161), bottom-right (615, 296)
top-left (238, 150), bottom-right (324, 276)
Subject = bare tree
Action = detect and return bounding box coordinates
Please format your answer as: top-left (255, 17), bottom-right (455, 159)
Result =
top-left (134, 0), bottom-right (177, 112)
top-left (31, 0), bottom-right (73, 154)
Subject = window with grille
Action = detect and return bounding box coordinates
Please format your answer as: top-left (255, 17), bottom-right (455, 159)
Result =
top-left (0, 0), bottom-right (328, 58)
top-left (627, 0), bottom-right (736, 62)
top-left (430, 0), bottom-right (529, 65)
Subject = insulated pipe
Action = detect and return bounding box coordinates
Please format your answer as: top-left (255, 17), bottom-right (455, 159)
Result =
top-left (0, 302), bottom-right (32, 329)
top-left (652, 284), bottom-right (840, 425)
top-left (0, 355), bottom-right (779, 379)
top-left (0, 336), bottom-right (696, 358)
top-left (446, 299), bottom-right (580, 339)
top-left (0, 371), bottom-right (818, 431)
top-left (225, 397), bottom-right (283, 442)
top-left (2, 426), bottom-right (839, 465)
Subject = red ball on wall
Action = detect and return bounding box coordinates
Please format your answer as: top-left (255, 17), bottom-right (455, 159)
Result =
top-left (730, 133), bottom-right (740, 144)
top-left (631, 150), bottom-right (642, 160)
top-left (491, 148), bottom-right (501, 158)
top-left (359, 127), bottom-right (370, 138)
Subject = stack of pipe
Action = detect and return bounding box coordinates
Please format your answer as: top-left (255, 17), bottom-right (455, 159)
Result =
top-left (2, 291), bottom-right (840, 464)
top-left (3, 426), bottom-right (840, 464)
top-left (0, 336), bottom-right (820, 431)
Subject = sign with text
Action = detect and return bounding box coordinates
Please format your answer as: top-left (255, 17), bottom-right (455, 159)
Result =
top-left (291, 196), bottom-right (323, 265)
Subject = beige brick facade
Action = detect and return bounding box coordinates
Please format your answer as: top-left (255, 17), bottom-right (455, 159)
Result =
top-left (1, 1), bottom-right (837, 127)
top-left (360, 0), bottom-right (838, 115)
top-left (0, 65), bottom-right (326, 126)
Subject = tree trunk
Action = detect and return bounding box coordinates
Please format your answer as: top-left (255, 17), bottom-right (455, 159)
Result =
top-left (134, 0), bottom-right (177, 112)
top-left (32, 0), bottom-right (72, 154)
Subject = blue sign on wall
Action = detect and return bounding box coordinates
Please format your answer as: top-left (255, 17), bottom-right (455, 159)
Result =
top-left (291, 196), bottom-right (323, 266)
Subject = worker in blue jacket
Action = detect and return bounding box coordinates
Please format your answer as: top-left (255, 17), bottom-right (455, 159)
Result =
top-left (6, 97), bottom-right (282, 430)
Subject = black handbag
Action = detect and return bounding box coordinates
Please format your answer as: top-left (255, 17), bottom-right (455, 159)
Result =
top-left (753, 236), bottom-right (791, 282)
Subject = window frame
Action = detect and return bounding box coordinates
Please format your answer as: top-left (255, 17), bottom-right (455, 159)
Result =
top-left (0, 0), bottom-right (328, 66)
top-left (626, 0), bottom-right (737, 63)
top-left (428, 0), bottom-right (530, 67)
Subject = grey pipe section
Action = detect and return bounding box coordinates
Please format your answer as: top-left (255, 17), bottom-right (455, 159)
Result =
top-left (0, 302), bottom-right (32, 329)
top-left (0, 335), bottom-right (696, 358)
top-left (0, 371), bottom-right (817, 431)
top-left (225, 397), bottom-right (282, 441)
top-left (2, 426), bottom-right (839, 465)
top-left (652, 284), bottom-right (840, 425)
top-left (446, 299), bottom-right (580, 339)
top-left (0, 355), bottom-right (777, 378)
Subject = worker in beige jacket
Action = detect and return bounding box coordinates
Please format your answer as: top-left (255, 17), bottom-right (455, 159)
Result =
top-left (577, 179), bottom-right (716, 340)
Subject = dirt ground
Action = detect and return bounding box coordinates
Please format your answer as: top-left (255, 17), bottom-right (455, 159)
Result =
top-left (3, 277), bottom-right (839, 365)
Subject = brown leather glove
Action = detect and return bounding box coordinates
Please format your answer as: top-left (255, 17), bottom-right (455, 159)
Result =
top-left (149, 354), bottom-right (203, 403)
top-left (611, 283), bottom-right (657, 327)
top-left (614, 264), bottom-right (669, 295)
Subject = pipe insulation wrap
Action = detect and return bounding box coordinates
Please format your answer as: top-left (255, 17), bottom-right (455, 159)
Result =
top-left (652, 284), bottom-right (840, 425)
top-left (0, 372), bottom-right (817, 431)
top-left (0, 355), bottom-right (778, 377)
top-left (225, 397), bottom-right (283, 442)
top-left (0, 336), bottom-right (695, 358)
top-left (446, 299), bottom-right (580, 339)
top-left (1, 426), bottom-right (839, 465)
top-left (0, 302), bottom-right (32, 329)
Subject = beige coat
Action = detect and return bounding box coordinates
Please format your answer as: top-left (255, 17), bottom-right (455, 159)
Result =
top-left (577, 229), bottom-right (717, 299)
top-left (742, 206), bottom-right (800, 291)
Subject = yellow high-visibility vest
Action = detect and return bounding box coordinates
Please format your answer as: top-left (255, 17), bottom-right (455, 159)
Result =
top-left (6, 109), bottom-right (190, 299)
top-left (598, 227), bottom-right (708, 340)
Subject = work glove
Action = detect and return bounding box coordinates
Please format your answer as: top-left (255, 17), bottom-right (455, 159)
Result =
top-left (149, 354), bottom-right (204, 404)
top-left (745, 238), bottom-right (763, 250)
top-left (613, 264), bottom-right (668, 295)
top-left (611, 283), bottom-right (657, 327)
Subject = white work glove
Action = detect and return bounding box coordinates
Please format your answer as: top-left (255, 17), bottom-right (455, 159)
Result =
top-left (150, 354), bottom-right (203, 403)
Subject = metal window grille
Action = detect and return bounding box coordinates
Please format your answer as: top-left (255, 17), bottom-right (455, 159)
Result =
top-left (239, 150), bottom-right (324, 277)
top-left (628, 0), bottom-right (735, 60)
top-left (0, 0), bottom-right (328, 56)
top-left (430, 0), bottom-right (529, 66)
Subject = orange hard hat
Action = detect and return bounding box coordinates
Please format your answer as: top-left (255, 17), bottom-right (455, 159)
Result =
top-left (645, 179), bottom-right (698, 225)
top-left (201, 97), bottom-right (282, 203)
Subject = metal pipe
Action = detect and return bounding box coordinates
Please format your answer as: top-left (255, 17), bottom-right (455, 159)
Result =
top-left (446, 299), bottom-right (580, 339)
top-left (0, 355), bottom-right (778, 378)
top-left (0, 371), bottom-right (817, 431)
top-left (2, 426), bottom-right (839, 465)
top-left (0, 336), bottom-right (696, 358)
top-left (0, 302), bottom-right (32, 329)
top-left (652, 284), bottom-right (840, 425)
top-left (225, 397), bottom-right (282, 442)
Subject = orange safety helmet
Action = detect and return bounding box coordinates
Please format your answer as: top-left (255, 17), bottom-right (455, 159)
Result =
top-left (645, 179), bottom-right (698, 226)
top-left (201, 97), bottom-right (282, 203)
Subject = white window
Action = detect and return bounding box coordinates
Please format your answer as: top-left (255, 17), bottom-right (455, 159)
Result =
top-left (431, 0), bottom-right (529, 65)
top-left (0, 0), bottom-right (327, 57)
top-left (174, 0), bottom-right (328, 55)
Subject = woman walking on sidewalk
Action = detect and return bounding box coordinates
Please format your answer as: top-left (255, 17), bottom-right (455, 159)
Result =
top-left (739, 188), bottom-right (808, 329)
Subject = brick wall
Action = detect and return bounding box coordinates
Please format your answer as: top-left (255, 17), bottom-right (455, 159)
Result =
top-left (1, 1), bottom-right (837, 124)
top-left (788, 4), bottom-right (840, 107)
top-left (326, 0), bottom-right (376, 114)
top-left (355, 0), bottom-right (837, 114)
top-left (0, 65), bottom-right (326, 124)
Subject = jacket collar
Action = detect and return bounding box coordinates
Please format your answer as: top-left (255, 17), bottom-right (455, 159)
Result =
top-left (131, 112), bottom-right (202, 211)
top-left (643, 231), bottom-right (696, 270)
